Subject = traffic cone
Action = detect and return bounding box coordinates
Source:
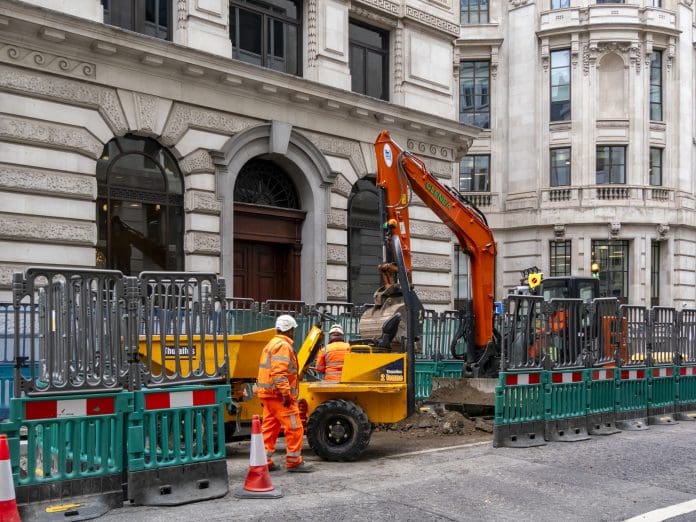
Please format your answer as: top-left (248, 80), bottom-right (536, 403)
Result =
top-left (0, 434), bottom-right (20, 522)
top-left (234, 415), bottom-right (283, 499)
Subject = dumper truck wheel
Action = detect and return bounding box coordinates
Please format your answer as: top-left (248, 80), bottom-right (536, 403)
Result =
top-left (307, 399), bottom-right (371, 461)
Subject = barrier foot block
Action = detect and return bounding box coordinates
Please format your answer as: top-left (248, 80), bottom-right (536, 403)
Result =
top-left (615, 418), bottom-right (649, 431)
top-left (128, 459), bottom-right (228, 506)
top-left (676, 411), bottom-right (696, 422)
top-left (544, 419), bottom-right (591, 443)
top-left (493, 421), bottom-right (546, 448)
top-left (586, 414), bottom-right (621, 436)
top-left (648, 414), bottom-right (677, 425)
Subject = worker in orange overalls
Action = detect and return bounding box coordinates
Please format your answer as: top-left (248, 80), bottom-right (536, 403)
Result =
top-left (316, 324), bottom-right (351, 381)
top-left (256, 314), bottom-right (314, 473)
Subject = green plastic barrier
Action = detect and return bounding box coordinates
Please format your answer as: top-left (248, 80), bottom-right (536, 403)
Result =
top-left (126, 384), bottom-right (231, 506)
top-left (493, 371), bottom-right (546, 448)
top-left (544, 369), bottom-right (590, 442)
top-left (587, 368), bottom-right (620, 435)
top-left (676, 366), bottom-right (696, 420)
top-left (2, 391), bottom-right (132, 520)
top-left (615, 368), bottom-right (648, 430)
top-left (414, 361), bottom-right (439, 400)
top-left (647, 366), bottom-right (677, 425)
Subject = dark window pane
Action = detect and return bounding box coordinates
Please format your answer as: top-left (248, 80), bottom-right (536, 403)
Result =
top-left (366, 50), bottom-right (385, 99)
top-left (349, 20), bottom-right (388, 100)
top-left (159, 0), bottom-right (168, 26)
top-left (550, 147), bottom-right (571, 186)
top-left (239, 10), bottom-right (262, 56)
top-left (350, 46), bottom-right (365, 94)
top-left (146, 0), bottom-right (156, 23)
top-left (459, 155), bottom-right (490, 192)
top-left (550, 49), bottom-right (571, 121)
top-left (650, 148), bottom-right (662, 186)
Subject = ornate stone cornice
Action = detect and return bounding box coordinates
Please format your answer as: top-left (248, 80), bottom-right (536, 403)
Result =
top-left (582, 41), bottom-right (641, 76)
top-left (350, 5), bottom-right (398, 27)
top-left (0, 115), bottom-right (102, 158)
top-left (160, 103), bottom-right (259, 147)
top-left (0, 42), bottom-right (95, 78)
top-left (351, 0), bottom-right (399, 17)
top-left (0, 64), bottom-right (127, 135)
top-left (406, 138), bottom-right (454, 162)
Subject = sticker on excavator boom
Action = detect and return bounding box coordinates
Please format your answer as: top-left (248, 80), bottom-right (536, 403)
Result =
top-left (383, 144), bottom-right (393, 167)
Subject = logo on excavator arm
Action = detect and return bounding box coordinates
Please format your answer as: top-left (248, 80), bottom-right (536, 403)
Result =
top-left (383, 144), bottom-right (393, 167)
top-left (424, 182), bottom-right (452, 210)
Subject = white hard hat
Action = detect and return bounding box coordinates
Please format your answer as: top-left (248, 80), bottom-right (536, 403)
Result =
top-left (329, 324), bottom-right (344, 336)
top-left (275, 314), bottom-right (298, 332)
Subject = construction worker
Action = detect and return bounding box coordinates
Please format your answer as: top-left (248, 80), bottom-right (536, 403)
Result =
top-left (316, 324), bottom-right (351, 381)
top-left (255, 314), bottom-right (313, 473)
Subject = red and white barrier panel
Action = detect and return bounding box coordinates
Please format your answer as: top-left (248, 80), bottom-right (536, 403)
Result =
top-left (621, 369), bottom-right (646, 380)
top-left (653, 368), bottom-right (673, 378)
top-left (551, 371), bottom-right (583, 384)
top-left (144, 389), bottom-right (217, 411)
top-left (680, 367), bottom-right (696, 377)
top-left (25, 397), bottom-right (115, 420)
top-left (592, 369), bottom-right (614, 381)
top-left (504, 373), bottom-right (541, 386)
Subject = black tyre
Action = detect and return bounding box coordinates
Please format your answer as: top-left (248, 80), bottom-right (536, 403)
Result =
top-left (307, 399), bottom-right (371, 461)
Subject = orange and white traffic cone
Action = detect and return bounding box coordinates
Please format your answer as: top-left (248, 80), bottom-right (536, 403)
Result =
top-left (0, 434), bottom-right (20, 522)
top-left (234, 415), bottom-right (283, 499)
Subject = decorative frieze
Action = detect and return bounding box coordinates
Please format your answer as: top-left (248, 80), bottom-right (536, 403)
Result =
top-left (184, 190), bottom-right (221, 214)
top-left (180, 149), bottom-right (215, 174)
top-left (0, 65), bottom-right (127, 135)
top-left (301, 131), bottom-right (368, 177)
top-left (185, 231), bottom-right (221, 254)
top-left (407, 139), bottom-right (454, 161)
top-left (0, 43), bottom-right (95, 78)
top-left (412, 252), bottom-right (450, 272)
top-left (350, 6), bottom-right (398, 27)
top-left (0, 163), bottom-right (96, 199)
top-left (0, 115), bottom-right (103, 158)
top-left (352, 0), bottom-right (399, 17)
top-left (404, 6), bottom-right (459, 36)
top-left (327, 210), bottom-right (347, 229)
top-left (160, 103), bottom-right (259, 147)
top-left (327, 245), bottom-right (348, 264)
top-left (0, 213), bottom-right (95, 245)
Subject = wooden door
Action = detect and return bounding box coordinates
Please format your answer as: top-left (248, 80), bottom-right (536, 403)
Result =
top-left (234, 241), bottom-right (293, 302)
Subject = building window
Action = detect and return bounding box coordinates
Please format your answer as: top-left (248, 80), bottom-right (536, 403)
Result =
top-left (592, 240), bottom-right (629, 302)
top-left (460, 155), bottom-right (490, 192)
top-left (596, 146), bottom-right (626, 184)
top-left (459, 61), bottom-right (490, 129)
top-left (229, 0), bottom-right (301, 76)
top-left (551, 0), bottom-right (569, 8)
top-left (652, 0), bottom-right (661, 6)
top-left (550, 49), bottom-right (570, 122)
top-left (348, 180), bottom-right (382, 306)
top-left (550, 147), bottom-right (571, 187)
top-left (96, 136), bottom-right (184, 275)
top-left (550, 240), bottom-right (571, 277)
top-left (650, 51), bottom-right (663, 121)
top-left (454, 246), bottom-right (471, 310)
top-left (596, 0), bottom-right (624, 3)
top-left (460, 0), bottom-right (489, 23)
top-left (649, 148), bottom-right (662, 186)
top-left (349, 21), bottom-right (389, 101)
top-left (651, 240), bottom-right (660, 307)
top-left (102, 0), bottom-right (171, 40)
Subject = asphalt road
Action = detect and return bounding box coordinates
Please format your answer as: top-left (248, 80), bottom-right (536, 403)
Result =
top-left (101, 422), bottom-right (696, 522)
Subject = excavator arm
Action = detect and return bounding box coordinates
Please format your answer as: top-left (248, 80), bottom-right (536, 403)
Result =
top-left (373, 130), bottom-right (497, 355)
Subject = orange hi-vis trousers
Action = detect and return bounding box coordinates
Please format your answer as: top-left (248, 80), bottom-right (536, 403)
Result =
top-left (261, 398), bottom-right (305, 469)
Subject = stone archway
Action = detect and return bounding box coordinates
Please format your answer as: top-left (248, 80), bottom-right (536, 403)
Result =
top-left (216, 121), bottom-right (336, 302)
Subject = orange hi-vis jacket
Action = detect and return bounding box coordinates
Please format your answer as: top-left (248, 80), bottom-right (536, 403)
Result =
top-left (316, 341), bottom-right (351, 381)
top-left (256, 334), bottom-right (299, 400)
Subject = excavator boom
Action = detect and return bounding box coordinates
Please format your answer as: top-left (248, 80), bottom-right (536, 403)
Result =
top-left (374, 131), bottom-right (497, 354)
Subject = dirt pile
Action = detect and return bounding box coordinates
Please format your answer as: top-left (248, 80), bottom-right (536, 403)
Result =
top-left (375, 408), bottom-right (493, 437)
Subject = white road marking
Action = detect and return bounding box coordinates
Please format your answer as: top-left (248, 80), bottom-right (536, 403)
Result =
top-left (624, 499), bottom-right (696, 522)
top-left (384, 440), bottom-right (490, 459)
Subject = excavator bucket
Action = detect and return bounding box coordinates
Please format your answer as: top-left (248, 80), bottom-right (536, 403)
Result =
top-left (358, 293), bottom-right (409, 353)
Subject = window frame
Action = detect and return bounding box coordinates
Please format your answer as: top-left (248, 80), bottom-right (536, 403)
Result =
top-left (550, 147), bottom-right (571, 187)
top-left (650, 51), bottom-right (663, 122)
top-left (459, 154), bottom-right (491, 193)
top-left (348, 19), bottom-right (389, 101)
top-left (102, 0), bottom-right (172, 40)
top-left (549, 239), bottom-right (571, 277)
top-left (229, 0), bottom-right (303, 76)
top-left (592, 239), bottom-right (629, 302)
top-left (550, 48), bottom-right (571, 122)
top-left (459, 60), bottom-right (491, 129)
top-left (649, 147), bottom-right (663, 186)
top-left (460, 0), bottom-right (489, 24)
top-left (596, 145), bottom-right (626, 185)
top-left (650, 240), bottom-right (660, 307)
top-left (551, 0), bottom-right (569, 8)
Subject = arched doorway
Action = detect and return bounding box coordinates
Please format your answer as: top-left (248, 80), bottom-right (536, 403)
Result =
top-left (233, 158), bottom-right (305, 301)
top-left (348, 179), bottom-right (382, 306)
top-left (96, 135), bottom-right (184, 275)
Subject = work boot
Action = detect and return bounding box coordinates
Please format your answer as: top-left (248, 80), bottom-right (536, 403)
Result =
top-left (286, 461), bottom-right (314, 473)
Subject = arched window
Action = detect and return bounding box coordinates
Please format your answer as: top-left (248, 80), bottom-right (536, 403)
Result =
top-left (234, 158), bottom-right (300, 209)
top-left (348, 179), bottom-right (382, 306)
top-left (96, 135), bottom-right (184, 275)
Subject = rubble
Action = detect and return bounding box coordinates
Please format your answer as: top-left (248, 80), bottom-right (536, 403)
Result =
top-left (375, 406), bottom-right (494, 437)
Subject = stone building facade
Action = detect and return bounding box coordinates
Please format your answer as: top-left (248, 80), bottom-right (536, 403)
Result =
top-left (0, 0), bottom-right (479, 307)
top-left (456, 0), bottom-right (696, 307)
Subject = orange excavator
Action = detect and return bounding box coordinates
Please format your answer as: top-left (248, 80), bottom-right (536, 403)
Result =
top-left (358, 131), bottom-right (500, 410)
